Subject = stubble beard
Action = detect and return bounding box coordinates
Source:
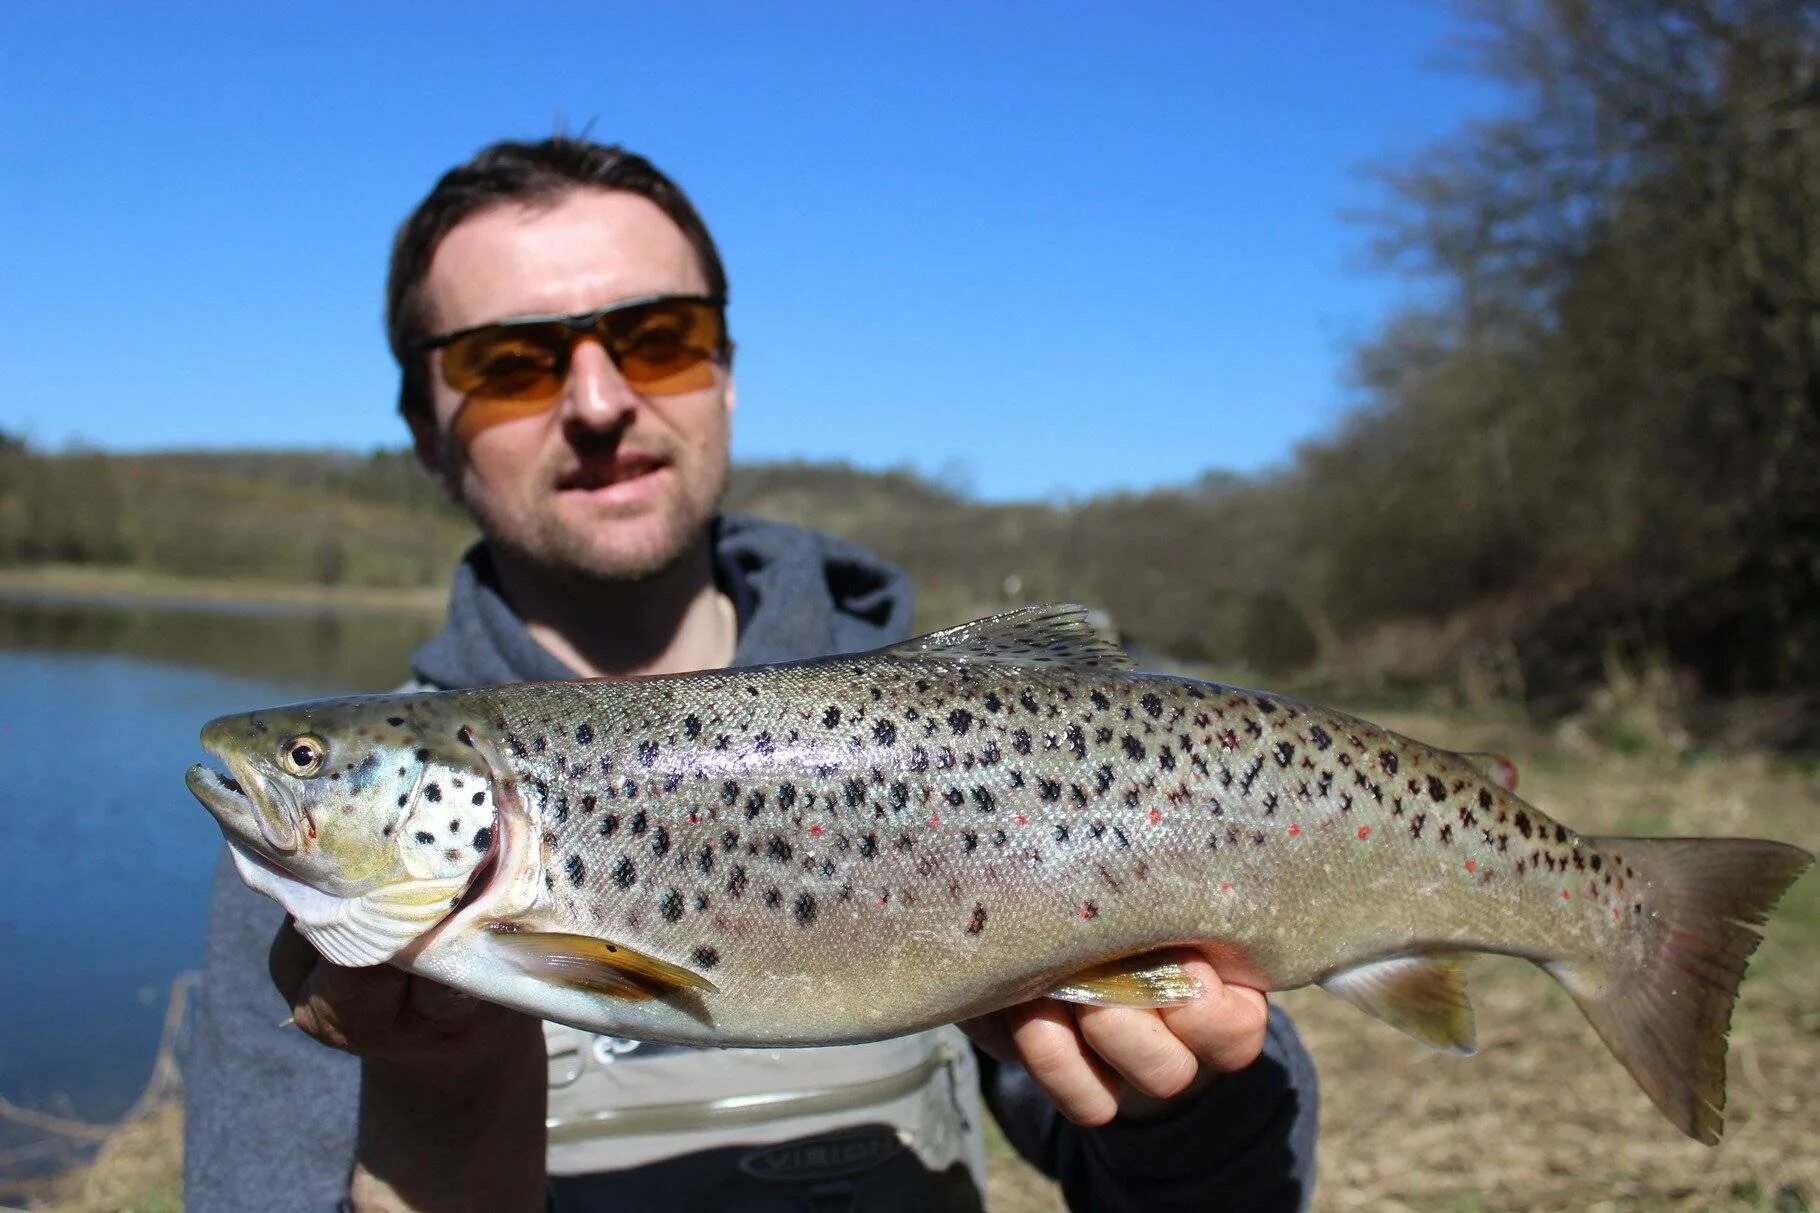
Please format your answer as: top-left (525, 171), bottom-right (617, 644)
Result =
top-left (463, 456), bottom-right (730, 589)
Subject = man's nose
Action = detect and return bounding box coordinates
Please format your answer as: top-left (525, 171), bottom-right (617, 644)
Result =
top-left (560, 339), bottom-right (639, 429)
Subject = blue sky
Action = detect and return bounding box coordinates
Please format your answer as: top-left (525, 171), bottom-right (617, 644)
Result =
top-left (1, 2), bottom-right (1502, 502)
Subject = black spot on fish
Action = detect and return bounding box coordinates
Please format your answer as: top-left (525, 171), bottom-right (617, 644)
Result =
top-left (1096, 764), bottom-right (1115, 793)
top-left (1555, 825), bottom-right (1568, 843)
top-left (779, 783), bottom-right (797, 810)
top-left (413, 830), bottom-right (434, 845)
top-left (1240, 755), bottom-right (1264, 793)
top-left (945, 787), bottom-right (964, 807)
top-left (696, 846), bottom-right (715, 875)
top-left (693, 946), bottom-right (719, 969)
top-left (727, 865), bottom-right (748, 897)
top-left (1254, 696), bottom-right (1277, 714)
top-left (1066, 724), bottom-right (1087, 759)
top-left (1309, 724), bottom-right (1332, 751)
top-left (722, 780), bottom-right (740, 806)
top-left (948, 708), bottom-right (972, 736)
top-left (890, 781), bottom-right (910, 809)
top-left (1272, 742), bottom-right (1294, 767)
top-left (1158, 747), bottom-right (1176, 772)
top-left (1427, 775), bottom-right (1447, 802)
top-left (386, 716), bottom-right (405, 727)
top-left (984, 692), bottom-right (1003, 713)
top-left (794, 892), bottom-right (817, 925)
top-left (764, 888), bottom-right (782, 909)
top-left (565, 854), bottom-right (586, 886)
top-left (1053, 824), bottom-right (1070, 842)
top-left (631, 810), bottom-right (648, 836)
top-left (767, 836), bottom-right (793, 863)
top-left (962, 830), bottom-right (979, 853)
top-left (661, 890), bottom-right (684, 922)
top-left (1140, 693), bottom-right (1164, 719)
top-left (1122, 735), bottom-right (1145, 760)
top-left (858, 833), bottom-right (879, 859)
top-left (874, 718), bottom-right (898, 746)
top-left (684, 714), bottom-right (702, 740)
top-left (1019, 691), bottom-right (1039, 713)
top-left (637, 740), bottom-right (659, 766)
top-left (1380, 750), bottom-right (1399, 776)
top-left (1011, 729), bottom-right (1032, 756)
top-left (575, 722), bottom-right (594, 746)
top-left (472, 826), bottom-right (492, 852)
top-left (844, 779), bottom-right (867, 809)
top-left (823, 706), bottom-right (842, 728)
top-left (745, 791), bottom-right (765, 819)
top-left (424, 782), bottom-right (442, 803)
top-left (971, 786), bottom-right (995, 812)
top-left (652, 826), bottom-right (671, 858)
top-left (966, 903), bottom-right (988, 935)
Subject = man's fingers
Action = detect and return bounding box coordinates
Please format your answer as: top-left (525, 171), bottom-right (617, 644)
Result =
top-left (1075, 1003), bottom-right (1202, 1100)
top-left (1157, 960), bottom-right (1270, 1074)
top-left (1009, 1000), bottom-right (1121, 1127)
top-left (296, 955), bottom-right (410, 1052)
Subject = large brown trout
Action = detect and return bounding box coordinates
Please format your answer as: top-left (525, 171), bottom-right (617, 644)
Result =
top-left (187, 606), bottom-right (1809, 1143)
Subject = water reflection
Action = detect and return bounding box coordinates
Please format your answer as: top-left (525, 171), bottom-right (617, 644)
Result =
top-left (0, 594), bottom-right (436, 1180)
top-left (0, 593), bottom-right (439, 693)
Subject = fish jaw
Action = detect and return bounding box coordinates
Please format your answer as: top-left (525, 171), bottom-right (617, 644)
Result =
top-left (186, 736), bottom-right (301, 859)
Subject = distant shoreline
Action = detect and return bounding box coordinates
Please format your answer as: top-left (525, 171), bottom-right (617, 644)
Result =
top-left (0, 564), bottom-right (444, 616)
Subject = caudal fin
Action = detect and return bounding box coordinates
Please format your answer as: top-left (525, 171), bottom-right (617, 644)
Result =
top-left (1548, 836), bottom-right (1810, 1144)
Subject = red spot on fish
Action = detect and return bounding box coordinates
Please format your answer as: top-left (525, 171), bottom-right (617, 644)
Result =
top-left (1561, 889), bottom-right (1572, 900)
top-left (1149, 807), bottom-right (1163, 825)
top-left (1014, 814), bottom-right (1028, 826)
top-left (1465, 860), bottom-right (1476, 874)
top-left (1287, 823), bottom-right (1301, 838)
top-left (927, 814), bottom-right (941, 828)
top-left (1612, 906), bottom-right (1621, 920)
top-left (1079, 902), bottom-right (1098, 920)
top-left (1220, 881), bottom-right (1233, 892)
top-left (809, 823), bottom-right (824, 837)
top-left (688, 811), bottom-right (701, 824)
top-left (1357, 825), bottom-right (1370, 840)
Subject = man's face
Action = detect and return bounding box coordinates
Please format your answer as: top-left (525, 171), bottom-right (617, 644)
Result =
top-left (412, 188), bottom-right (733, 583)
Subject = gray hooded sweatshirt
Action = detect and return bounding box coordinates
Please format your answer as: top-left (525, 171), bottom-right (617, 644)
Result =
top-left (185, 516), bottom-right (1318, 1212)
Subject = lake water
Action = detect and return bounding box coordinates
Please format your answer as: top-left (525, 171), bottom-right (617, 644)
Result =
top-left (0, 594), bottom-right (435, 1172)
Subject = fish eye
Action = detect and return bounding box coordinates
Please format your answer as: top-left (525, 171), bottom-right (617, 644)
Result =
top-left (279, 734), bottom-right (328, 777)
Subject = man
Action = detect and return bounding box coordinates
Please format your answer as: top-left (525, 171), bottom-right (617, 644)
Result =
top-left (186, 136), bottom-right (1319, 1211)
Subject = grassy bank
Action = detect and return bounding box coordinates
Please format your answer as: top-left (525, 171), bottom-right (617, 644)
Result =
top-left (0, 563), bottom-right (445, 615)
top-left (10, 717), bottom-right (1815, 1211)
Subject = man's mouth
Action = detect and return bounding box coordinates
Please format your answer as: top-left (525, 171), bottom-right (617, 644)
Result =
top-left (559, 454), bottom-right (667, 491)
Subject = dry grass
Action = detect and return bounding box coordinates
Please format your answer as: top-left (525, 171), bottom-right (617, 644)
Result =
top-left (9, 717), bottom-right (1814, 1211)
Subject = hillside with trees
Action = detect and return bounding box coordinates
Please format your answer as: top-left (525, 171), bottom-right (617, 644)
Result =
top-left (2, 0), bottom-right (1814, 741)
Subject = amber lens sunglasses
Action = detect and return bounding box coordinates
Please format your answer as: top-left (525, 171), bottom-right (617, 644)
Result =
top-left (415, 294), bottom-right (731, 403)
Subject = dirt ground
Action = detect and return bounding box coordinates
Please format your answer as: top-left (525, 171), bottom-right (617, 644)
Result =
top-left (981, 712), bottom-right (1820, 1212)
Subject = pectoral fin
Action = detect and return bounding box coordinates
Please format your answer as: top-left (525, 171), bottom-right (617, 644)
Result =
top-left (1047, 955), bottom-right (1202, 1008)
top-left (1321, 954), bottom-right (1476, 1054)
top-left (484, 923), bottom-right (718, 1000)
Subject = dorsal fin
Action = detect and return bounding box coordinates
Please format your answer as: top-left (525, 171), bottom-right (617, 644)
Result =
top-left (889, 605), bottom-right (1134, 671)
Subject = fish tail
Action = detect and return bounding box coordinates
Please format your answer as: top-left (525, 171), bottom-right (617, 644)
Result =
top-left (1547, 836), bottom-right (1810, 1144)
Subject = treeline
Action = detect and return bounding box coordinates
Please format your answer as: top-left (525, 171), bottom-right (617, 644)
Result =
top-left (3, 1), bottom-right (1814, 730)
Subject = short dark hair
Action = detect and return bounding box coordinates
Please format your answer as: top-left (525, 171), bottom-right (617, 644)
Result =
top-left (384, 136), bottom-right (729, 424)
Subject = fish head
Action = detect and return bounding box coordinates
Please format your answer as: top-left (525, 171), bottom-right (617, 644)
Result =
top-left (186, 694), bottom-right (500, 966)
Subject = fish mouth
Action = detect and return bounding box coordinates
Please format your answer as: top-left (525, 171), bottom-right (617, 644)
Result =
top-left (187, 737), bottom-right (303, 857)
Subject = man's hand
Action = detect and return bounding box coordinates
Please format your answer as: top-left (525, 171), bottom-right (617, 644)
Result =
top-left (268, 918), bottom-right (547, 1213)
top-left (268, 916), bottom-right (536, 1071)
top-left (962, 953), bottom-right (1269, 1126)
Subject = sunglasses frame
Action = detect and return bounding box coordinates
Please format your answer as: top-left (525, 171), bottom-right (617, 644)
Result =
top-left (411, 292), bottom-right (734, 389)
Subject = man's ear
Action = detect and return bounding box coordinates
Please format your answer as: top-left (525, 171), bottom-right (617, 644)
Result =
top-left (406, 408), bottom-right (461, 504)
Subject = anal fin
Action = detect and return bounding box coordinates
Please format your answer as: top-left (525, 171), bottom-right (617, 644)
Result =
top-left (1321, 955), bottom-right (1476, 1054)
top-left (1048, 954), bottom-right (1201, 1008)
top-left (484, 923), bottom-right (718, 1000)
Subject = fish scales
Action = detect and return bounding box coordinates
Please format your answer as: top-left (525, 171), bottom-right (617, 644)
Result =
top-left (187, 605), bottom-right (1811, 1144)
top-left (486, 664), bottom-right (1622, 1031)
